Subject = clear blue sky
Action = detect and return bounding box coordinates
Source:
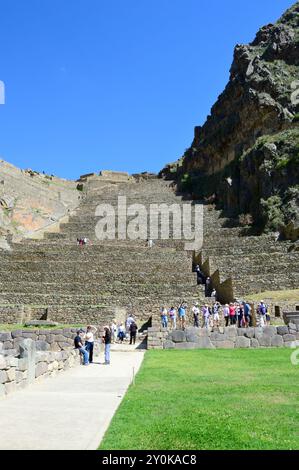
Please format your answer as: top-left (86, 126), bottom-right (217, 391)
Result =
top-left (0, 0), bottom-right (295, 180)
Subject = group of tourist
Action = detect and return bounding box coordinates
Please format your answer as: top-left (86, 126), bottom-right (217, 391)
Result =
top-left (74, 315), bottom-right (139, 365)
top-left (160, 300), bottom-right (270, 329)
top-left (76, 237), bottom-right (90, 246)
top-left (110, 315), bottom-right (139, 345)
top-left (74, 324), bottom-right (111, 365)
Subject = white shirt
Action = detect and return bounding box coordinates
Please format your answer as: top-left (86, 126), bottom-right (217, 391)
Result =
top-left (192, 306), bottom-right (200, 315)
top-left (85, 331), bottom-right (94, 343)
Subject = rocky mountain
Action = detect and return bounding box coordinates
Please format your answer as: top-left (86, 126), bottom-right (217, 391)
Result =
top-left (0, 159), bottom-right (81, 245)
top-left (160, 2), bottom-right (299, 238)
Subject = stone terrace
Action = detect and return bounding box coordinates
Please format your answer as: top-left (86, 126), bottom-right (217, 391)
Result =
top-left (198, 205), bottom-right (299, 302)
top-left (0, 178), bottom-right (205, 326)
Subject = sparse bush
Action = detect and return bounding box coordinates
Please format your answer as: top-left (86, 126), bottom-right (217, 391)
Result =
top-left (260, 195), bottom-right (284, 232)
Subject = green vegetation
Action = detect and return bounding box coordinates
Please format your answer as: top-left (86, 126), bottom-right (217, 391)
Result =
top-left (100, 349), bottom-right (299, 450)
top-left (247, 289), bottom-right (299, 302)
top-left (292, 113), bottom-right (299, 123)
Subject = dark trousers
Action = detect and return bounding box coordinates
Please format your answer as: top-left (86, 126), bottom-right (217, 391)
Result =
top-left (130, 332), bottom-right (136, 345)
top-left (225, 316), bottom-right (229, 327)
top-left (194, 316), bottom-right (199, 327)
top-left (85, 342), bottom-right (94, 363)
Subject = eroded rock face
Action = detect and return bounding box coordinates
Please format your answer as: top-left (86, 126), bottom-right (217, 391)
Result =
top-left (162, 2), bottom-right (299, 236)
top-left (0, 159), bottom-right (81, 240)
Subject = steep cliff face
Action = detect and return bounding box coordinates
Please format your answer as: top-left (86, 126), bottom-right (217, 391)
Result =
top-left (161, 2), bottom-right (299, 235)
top-left (0, 159), bottom-right (81, 244)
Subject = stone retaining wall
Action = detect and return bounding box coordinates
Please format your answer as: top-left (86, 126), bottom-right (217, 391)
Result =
top-left (0, 338), bottom-right (81, 398)
top-left (147, 323), bottom-right (299, 349)
top-left (0, 327), bottom-right (81, 356)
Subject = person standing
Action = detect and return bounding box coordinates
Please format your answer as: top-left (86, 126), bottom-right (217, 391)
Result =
top-left (129, 320), bottom-right (138, 345)
top-left (257, 301), bottom-right (268, 327)
top-left (110, 321), bottom-right (117, 343)
top-left (192, 303), bottom-right (200, 327)
top-left (169, 306), bottom-right (177, 329)
top-left (161, 307), bottom-right (168, 328)
top-left (202, 304), bottom-right (210, 328)
top-left (74, 330), bottom-right (89, 366)
top-left (229, 303), bottom-right (236, 325)
top-left (126, 314), bottom-right (135, 335)
top-left (84, 324), bottom-right (97, 363)
top-left (213, 301), bottom-right (221, 328)
top-left (103, 326), bottom-right (111, 365)
top-left (223, 304), bottom-right (230, 327)
top-left (117, 323), bottom-right (125, 343)
top-left (178, 303), bottom-right (186, 330)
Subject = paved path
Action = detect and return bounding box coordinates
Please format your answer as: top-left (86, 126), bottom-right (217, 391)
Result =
top-left (0, 350), bottom-right (145, 450)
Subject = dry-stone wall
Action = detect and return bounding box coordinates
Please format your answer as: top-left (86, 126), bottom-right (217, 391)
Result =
top-left (0, 328), bottom-right (84, 398)
top-left (148, 323), bottom-right (299, 349)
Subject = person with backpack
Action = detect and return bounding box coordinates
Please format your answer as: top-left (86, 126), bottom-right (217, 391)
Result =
top-left (257, 301), bottom-right (268, 327)
top-left (243, 301), bottom-right (251, 327)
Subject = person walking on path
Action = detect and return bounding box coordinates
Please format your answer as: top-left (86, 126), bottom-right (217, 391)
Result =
top-left (192, 303), bottom-right (200, 327)
top-left (169, 306), bottom-right (177, 329)
top-left (74, 330), bottom-right (89, 365)
top-left (117, 323), bottom-right (126, 343)
top-left (103, 326), bottom-right (111, 365)
top-left (129, 320), bottom-right (138, 345)
top-left (84, 325), bottom-right (97, 363)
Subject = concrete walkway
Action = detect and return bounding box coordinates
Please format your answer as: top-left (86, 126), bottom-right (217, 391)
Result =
top-left (0, 350), bottom-right (145, 450)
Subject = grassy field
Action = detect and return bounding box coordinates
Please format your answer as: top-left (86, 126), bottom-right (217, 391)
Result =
top-left (100, 349), bottom-right (299, 450)
top-left (247, 289), bottom-right (299, 302)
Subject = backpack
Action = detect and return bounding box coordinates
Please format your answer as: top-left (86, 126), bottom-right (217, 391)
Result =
top-left (260, 304), bottom-right (267, 315)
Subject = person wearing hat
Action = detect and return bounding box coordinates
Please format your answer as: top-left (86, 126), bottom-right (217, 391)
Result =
top-left (74, 330), bottom-right (89, 365)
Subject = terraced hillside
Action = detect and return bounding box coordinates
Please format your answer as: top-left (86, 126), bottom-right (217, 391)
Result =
top-left (199, 204), bottom-right (299, 302)
top-left (0, 177), bottom-right (203, 327)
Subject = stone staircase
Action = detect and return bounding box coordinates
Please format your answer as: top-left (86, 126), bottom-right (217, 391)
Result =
top-left (0, 178), bottom-right (205, 327)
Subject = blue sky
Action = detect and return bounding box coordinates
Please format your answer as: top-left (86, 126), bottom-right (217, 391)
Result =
top-left (0, 0), bottom-right (295, 180)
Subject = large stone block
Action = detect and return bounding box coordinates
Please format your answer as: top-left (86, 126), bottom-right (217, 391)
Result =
top-left (163, 341), bottom-right (175, 349)
top-left (244, 328), bottom-right (255, 339)
top-left (0, 370), bottom-right (8, 384)
top-left (0, 356), bottom-right (7, 370)
top-left (271, 335), bottom-right (283, 347)
top-left (235, 336), bottom-right (250, 348)
top-left (0, 333), bottom-right (12, 342)
top-left (225, 326), bottom-right (237, 338)
top-left (251, 339), bottom-right (259, 348)
top-left (6, 368), bottom-right (16, 382)
top-left (258, 335), bottom-right (272, 347)
top-left (283, 334), bottom-right (296, 342)
top-left (5, 381), bottom-right (16, 394)
top-left (18, 358), bottom-right (29, 372)
top-left (277, 326), bottom-right (289, 335)
top-left (35, 362), bottom-right (48, 378)
top-left (174, 342), bottom-right (199, 350)
top-left (197, 337), bottom-right (215, 349)
top-left (263, 326), bottom-right (277, 337)
top-left (35, 340), bottom-right (50, 351)
top-left (213, 341), bottom-right (235, 349)
top-left (170, 330), bottom-right (186, 343)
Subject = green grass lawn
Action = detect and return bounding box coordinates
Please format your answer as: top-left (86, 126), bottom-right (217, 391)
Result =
top-left (247, 289), bottom-right (299, 302)
top-left (100, 349), bottom-right (299, 450)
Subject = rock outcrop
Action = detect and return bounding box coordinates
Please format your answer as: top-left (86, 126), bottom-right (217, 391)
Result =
top-left (0, 159), bottom-right (81, 242)
top-left (161, 2), bottom-right (299, 236)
